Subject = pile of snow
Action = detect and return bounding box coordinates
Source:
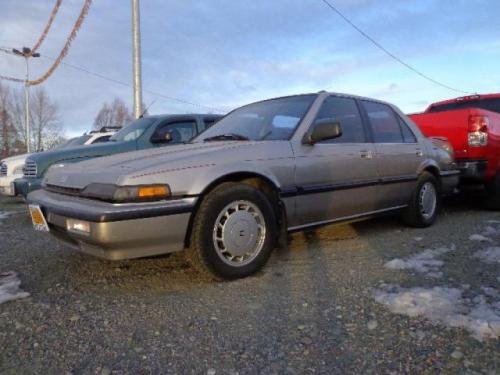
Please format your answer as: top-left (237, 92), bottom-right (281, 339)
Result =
top-left (0, 272), bottom-right (30, 304)
top-left (474, 247), bottom-right (500, 265)
top-left (373, 284), bottom-right (500, 341)
top-left (468, 234), bottom-right (492, 242)
top-left (384, 245), bottom-right (455, 278)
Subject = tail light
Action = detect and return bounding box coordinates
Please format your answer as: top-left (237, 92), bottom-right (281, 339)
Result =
top-left (468, 115), bottom-right (489, 146)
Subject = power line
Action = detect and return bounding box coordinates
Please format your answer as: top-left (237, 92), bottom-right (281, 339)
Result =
top-left (39, 54), bottom-right (226, 113)
top-left (320, 0), bottom-right (473, 95)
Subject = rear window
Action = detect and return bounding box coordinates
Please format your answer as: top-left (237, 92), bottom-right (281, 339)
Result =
top-left (429, 98), bottom-right (500, 114)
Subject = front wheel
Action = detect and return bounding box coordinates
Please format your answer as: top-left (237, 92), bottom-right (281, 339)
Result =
top-left (402, 172), bottom-right (440, 227)
top-left (188, 182), bottom-right (278, 280)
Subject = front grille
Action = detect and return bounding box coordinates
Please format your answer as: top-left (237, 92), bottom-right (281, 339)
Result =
top-left (45, 183), bottom-right (82, 196)
top-left (23, 159), bottom-right (37, 178)
top-left (0, 163), bottom-right (7, 177)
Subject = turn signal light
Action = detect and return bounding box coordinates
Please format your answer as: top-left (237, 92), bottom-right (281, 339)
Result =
top-left (138, 185), bottom-right (170, 198)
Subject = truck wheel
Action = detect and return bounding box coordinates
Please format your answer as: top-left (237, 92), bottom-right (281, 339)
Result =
top-left (402, 172), bottom-right (440, 227)
top-left (485, 173), bottom-right (500, 210)
top-left (188, 182), bottom-right (278, 280)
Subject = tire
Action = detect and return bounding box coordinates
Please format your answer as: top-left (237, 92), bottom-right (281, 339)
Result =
top-left (402, 172), bottom-right (440, 227)
top-left (484, 173), bottom-right (500, 210)
top-left (188, 182), bottom-right (278, 280)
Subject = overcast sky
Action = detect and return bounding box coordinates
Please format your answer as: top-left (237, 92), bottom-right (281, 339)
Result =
top-left (1, 0), bottom-right (499, 137)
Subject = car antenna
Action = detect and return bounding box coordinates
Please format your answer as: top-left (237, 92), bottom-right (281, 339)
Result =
top-left (139, 99), bottom-right (157, 118)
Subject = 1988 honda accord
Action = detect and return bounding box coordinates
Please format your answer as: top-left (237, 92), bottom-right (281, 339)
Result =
top-left (27, 92), bottom-right (459, 279)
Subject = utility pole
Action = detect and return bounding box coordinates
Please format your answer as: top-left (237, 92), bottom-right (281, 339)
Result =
top-left (131, 0), bottom-right (143, 118)
top-left (12, 47), bottom-right (40, 153)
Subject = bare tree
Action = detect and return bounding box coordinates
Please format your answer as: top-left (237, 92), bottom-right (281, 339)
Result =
top-left (93, 97), bottom-right (133, 130)
top-left (30, 87), bottom-right (64, 151)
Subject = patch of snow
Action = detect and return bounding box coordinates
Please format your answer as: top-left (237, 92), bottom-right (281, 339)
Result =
top-left (413, 237), bottom-right (423, 242)
top-left (0, 211), bottom-right (10, 220)
top-left (473, 247), bottom-right (500, 264)
top-left (384, 245), bottom-right (454, 277)
top-left (469, 234), bottom-right (492, 242)
top-left (373, 284), bottom-right (500, 341)
top-left (481, 226), bottom-right (499, 237)
top-left (0, 272), bottom-right (30, 305)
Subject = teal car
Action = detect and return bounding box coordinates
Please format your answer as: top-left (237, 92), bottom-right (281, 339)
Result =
top-left (16, 114), bottom-right (221, 197)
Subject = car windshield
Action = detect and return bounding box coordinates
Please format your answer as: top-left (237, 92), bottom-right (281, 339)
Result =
top-left (429, 98), bottom-right (500, 114)
top-left (194, 95), bottom-right (317, 142)
top-left (109, 118), bottom-right (155, 142)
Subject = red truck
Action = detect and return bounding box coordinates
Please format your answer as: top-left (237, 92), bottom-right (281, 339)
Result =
top-left (410, 93), bottom-right (500, 208)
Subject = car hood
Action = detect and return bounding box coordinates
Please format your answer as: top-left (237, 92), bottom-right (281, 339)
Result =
top-left (1, 153), bottom-right (29, 166)
top-left (28, 141), bottom-right (135, 176)
top-left (44, 141), bottom-right (269, 190)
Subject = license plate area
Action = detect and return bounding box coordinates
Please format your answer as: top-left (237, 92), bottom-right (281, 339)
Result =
top-left (29, 204), bottom-right (49, 232)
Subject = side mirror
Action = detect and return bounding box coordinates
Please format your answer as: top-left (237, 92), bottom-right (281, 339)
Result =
top-left (151, 131), bottom-right (173, 144)
top-left (304, 119), bottom-right (342, 145)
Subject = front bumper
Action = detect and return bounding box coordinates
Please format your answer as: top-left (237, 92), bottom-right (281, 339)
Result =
top-left (15, 177), bottom-right (42, 198)
top-left (27, 189), bottom-right (196, 260)
top-left (0, 176), bottom-right (22, 196)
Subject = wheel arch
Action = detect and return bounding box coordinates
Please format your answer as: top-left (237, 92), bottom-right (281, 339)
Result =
top-left (184, 171), bottom-right (285, 248)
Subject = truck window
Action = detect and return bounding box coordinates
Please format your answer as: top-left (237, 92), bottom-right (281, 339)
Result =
top-left (154, 121), bottom-right (197, 143)
top-left (314, 96), bottom-right (366, 143)
top-left (429, 98), bottom-right (500, 114)
top-left (362, 101), bottom-right (403, 143)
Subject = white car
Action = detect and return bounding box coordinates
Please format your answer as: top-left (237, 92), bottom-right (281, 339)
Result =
top-left (0, 127), bottom-right (118, 196)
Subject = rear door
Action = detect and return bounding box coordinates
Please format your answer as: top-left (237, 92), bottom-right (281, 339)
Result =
top-left (292, 96), bottom-right (380, 227)
top-left (360, 100), bottom-right (422, 207)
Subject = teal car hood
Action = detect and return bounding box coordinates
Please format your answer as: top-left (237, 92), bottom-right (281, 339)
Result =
top-left (28, 141), bottom-right (136, 177)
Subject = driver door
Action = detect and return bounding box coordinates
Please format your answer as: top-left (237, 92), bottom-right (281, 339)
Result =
top-left (291, 96), bottom-right (380, 227)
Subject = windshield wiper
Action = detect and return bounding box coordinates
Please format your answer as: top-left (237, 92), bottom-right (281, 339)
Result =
top-left (203, 133), bottom-right (250, 142)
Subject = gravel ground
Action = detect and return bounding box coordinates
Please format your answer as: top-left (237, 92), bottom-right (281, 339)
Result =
top-left (0, 194), bottom-right (499, 374)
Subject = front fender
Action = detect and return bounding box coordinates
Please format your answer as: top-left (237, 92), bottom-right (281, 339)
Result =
top-left (187, 162), bottom-right (283, 196)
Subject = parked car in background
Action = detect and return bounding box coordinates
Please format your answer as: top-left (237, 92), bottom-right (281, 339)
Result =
top-left (15, 114), bottom-right (222, 197)
top-left (0, 126), bottom-right (118, 197)
top-left (27, 92), bottom-right (458, 279)
top-left (409, 93), bottom-right (500, 208)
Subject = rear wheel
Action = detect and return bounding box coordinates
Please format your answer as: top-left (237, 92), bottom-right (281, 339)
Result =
top-left (484, 173), bottom-right (500, 210)
top-left (402, 172), bottom-right (440, 227)
top-left (188, 182), bottom-right (277, 280)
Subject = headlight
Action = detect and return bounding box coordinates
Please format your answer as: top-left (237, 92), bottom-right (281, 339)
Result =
top-left (81, 183), bottom-right (171, 202)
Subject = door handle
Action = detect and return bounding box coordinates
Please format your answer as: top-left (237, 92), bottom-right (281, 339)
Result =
top-left (359, 150), bottom-right (373, 159)
top-left (415, 149), bottom-right (423, 157)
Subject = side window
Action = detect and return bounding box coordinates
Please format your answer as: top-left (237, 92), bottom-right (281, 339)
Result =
top-left (314, 96), bottom-right (366, 143)
top-left (154, 121), bottom-right (197, 143)
top-left (362, 101), bottom-right (403, 143)
top-left (91, 135), bottom-right (111, 144)
top-left (398, 116), bottom-right (417, 143)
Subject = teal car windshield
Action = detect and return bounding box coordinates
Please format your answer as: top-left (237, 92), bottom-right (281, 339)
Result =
top-left (109, 118), bottom-right (155, 142)
top-left (196, 94), bottom-right (316, 142)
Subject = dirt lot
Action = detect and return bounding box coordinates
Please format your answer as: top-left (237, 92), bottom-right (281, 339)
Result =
top-left (0, 194), bottom-right (499, 374)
